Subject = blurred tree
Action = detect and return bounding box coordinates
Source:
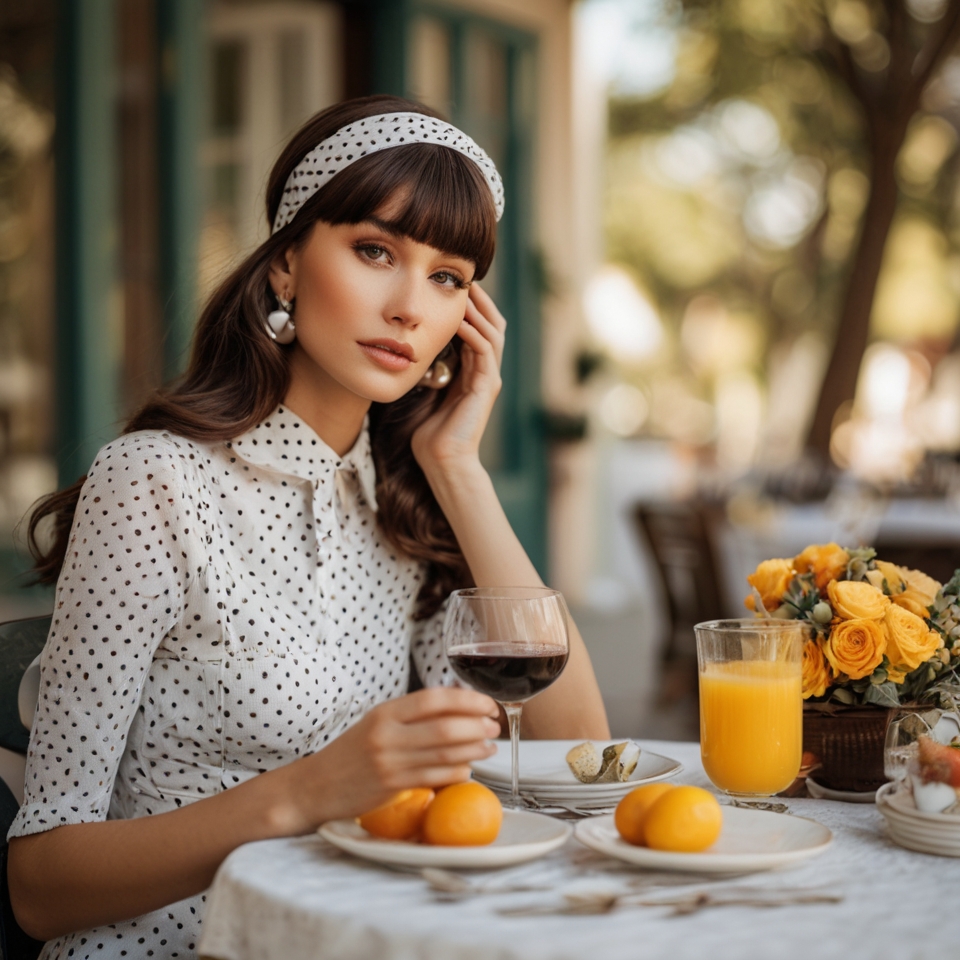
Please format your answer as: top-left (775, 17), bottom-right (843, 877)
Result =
top-left (805, 0), bottom-right (960, 455)
top-left (607, 0), bottom-right (960, 461)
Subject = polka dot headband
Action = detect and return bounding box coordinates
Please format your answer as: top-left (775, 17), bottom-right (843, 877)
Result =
top-left (271, 112), bottom-right (505, 234)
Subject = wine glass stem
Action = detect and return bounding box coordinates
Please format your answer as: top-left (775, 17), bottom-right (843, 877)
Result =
top-left (503, 702), bottom-right (523, 807)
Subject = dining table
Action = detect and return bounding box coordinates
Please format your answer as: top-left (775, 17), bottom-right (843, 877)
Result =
top-left (198, 739), bottom-right (960, 960)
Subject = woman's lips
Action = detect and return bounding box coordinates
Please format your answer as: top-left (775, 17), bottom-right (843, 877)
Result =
top-left (358, 341), bottom-right (415, 371)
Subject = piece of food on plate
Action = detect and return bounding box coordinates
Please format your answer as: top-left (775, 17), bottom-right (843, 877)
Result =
top-left (914, 736), bottom-right (960, 813)
top-left (357, 788), bottom-right (436, 840)
top-left (917, 735), bottom-right (960, 787)
top-left (422, 782), bottom-right (503, 846)
top-left (566, 740), bottom-right (641, 783)
top-left (596, 740), bottom-right (641, 783)
top-left (614, 783), bottom-right (675, 846)
top-left (566, 741), bottom-right (603, 782)
top-left (643, 785), bottom-right (723, 852)
top-left (614, 783), bottom-right (722, 852)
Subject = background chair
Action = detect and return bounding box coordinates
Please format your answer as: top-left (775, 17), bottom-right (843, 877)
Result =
top-left (0, 617), bottom-right (49, 803)
top-left (634, 502), bottom-right (726, 732)
top-left (0, 616), bottom-right (49, 960)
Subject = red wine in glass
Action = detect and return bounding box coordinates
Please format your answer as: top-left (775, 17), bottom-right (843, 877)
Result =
top-left (442, 587), bottom-right (571, 808)
top-left (448, 644), bottom-right (568, 701)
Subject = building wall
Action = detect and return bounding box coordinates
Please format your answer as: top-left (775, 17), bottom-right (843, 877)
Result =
top-left (412, 0), bottom-right (598, 601)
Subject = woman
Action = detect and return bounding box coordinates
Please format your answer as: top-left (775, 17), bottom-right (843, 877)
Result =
top-left (9, 95), bottom-right (609, 959)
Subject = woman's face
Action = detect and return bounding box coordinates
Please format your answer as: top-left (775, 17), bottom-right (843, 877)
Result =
top-left (271, 198), bottom-right (475, 408)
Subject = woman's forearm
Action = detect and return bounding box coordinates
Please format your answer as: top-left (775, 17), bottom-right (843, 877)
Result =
top-left (8, 686), bottom-right (499, 942)
top-left (425, 461), bottom-right (610, 740)
top-left (8, 760), bottom-right (307, 942)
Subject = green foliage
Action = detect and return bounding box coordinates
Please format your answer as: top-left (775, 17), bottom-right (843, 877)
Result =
top-left (602, 0), bottom-right (960, 402)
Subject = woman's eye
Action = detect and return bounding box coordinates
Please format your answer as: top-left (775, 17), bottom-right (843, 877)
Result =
top-left (357, 244), bottom-right (388, 261)
top-left (433, 271), bottom-right (465, 289)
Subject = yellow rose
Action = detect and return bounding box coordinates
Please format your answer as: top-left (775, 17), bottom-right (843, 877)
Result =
top-left (745, 558), bottom-right (794, 613)
top-left (801, 638), bottom-right (833, 699)
top-left (794, 543), bottom-right (850, 591)
top-left (882, 604), bottom-right (943, 683)
top-left (823, 618), bottom-right (887, 680)
top-left (891, 567), bottom-right (941, 619)
top-left (827, 579), bottom-right (890, 620)
top-left (874, 560), bottom-right (906, 595)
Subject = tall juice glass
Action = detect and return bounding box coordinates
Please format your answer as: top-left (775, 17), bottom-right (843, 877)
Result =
top-left (695, 619), bottom-right (805, 797)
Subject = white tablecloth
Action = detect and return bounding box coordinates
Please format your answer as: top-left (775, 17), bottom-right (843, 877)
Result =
top-left (199, 741), bottom-right (960, 960)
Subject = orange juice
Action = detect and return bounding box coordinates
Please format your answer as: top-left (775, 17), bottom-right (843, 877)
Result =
top-left (699, 659), bottom-right (802, 796)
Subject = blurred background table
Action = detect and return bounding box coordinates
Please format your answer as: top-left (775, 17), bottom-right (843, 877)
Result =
top-left (199, 741), bottom-right (960, 960)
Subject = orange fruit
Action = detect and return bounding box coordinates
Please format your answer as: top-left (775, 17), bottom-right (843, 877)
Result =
top-left (357, 788), bottom-right (436, 840)
top-left (421, 782), bottom-right (503, 846)
top-left (614, 783), bottom-right (676, 846)
top-left (643, 785), bottom-right (723, 853)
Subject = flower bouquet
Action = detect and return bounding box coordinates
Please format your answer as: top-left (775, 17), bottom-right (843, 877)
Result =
top-left (744, 544), bottom-right (960, 791)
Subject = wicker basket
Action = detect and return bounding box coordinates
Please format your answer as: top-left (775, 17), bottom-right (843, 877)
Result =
top-left (802, 705), bottom-right (893, 793)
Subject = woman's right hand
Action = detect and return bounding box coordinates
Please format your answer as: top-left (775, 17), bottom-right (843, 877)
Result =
top-left (286, 688), bottom-right (501, 831)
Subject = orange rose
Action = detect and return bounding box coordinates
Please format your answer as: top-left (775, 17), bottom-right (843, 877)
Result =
top-left (794, 543), bottom-right (850, 591)
top-left (801, 638), bottom-right (833, 699)
top-left (882, 604), bottom-right (943, 683)
top-left (823, 618), bottom-right (886, 680)
top-left (745, 558), bottom-right (794, 613)
top-left (891, 567), bottom-right (941, 619)
top-left (827, 579), bottom-right (890, 620)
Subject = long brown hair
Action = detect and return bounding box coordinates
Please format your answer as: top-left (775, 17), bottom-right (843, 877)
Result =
top-left (29, 95), bottom-right (498, 618)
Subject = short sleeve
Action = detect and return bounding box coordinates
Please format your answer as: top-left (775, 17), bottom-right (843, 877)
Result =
top-left (9, 434), bottom-right (196, 838)
top-left (410, 598), bottom-right (460, 689)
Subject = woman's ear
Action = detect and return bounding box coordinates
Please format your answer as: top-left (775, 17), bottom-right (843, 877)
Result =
top-left (268, 246), bottom-right (297, 301)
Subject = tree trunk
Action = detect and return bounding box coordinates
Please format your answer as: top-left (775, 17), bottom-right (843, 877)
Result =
top-left (806, 132), bottom-right (903, 458)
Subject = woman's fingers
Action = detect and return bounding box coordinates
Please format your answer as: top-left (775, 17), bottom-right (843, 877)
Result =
top-left (468, 283), bottom-right (507, 334)
top-left (394, 764), bottom-right (475, 789)
top-left (389, 687), bottom-right (500, 723)
top-left (457, 319), bottom-right (501, 379)
top-left (392, 714), bottom-right (501, 750)
top-left (391, 738), bottom-right (498, 769)
top-left (464, 298), bottom-right (504, 367)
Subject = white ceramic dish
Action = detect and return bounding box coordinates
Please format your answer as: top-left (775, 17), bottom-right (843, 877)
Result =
top-left (574, 808), bottom-right (833, 874)
top-left (806, 776), bottom-right (877, 803)
top-left (472, 740), bottom-right (682, 796)
top-left (877, 782), bottom-right (960, 823)
top-left (319, 810), bottom-right (572, 869)
top-left (876, 782), bottom-right (960, 857)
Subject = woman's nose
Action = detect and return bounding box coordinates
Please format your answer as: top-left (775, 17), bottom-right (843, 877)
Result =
top-left (385, 272), bottom-right (428, 328)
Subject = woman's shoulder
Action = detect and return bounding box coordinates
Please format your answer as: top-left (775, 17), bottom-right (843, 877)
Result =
top-left (89, 429), bottom-right (218, 470)
top-left (83, 429), bottom-right (223, 499)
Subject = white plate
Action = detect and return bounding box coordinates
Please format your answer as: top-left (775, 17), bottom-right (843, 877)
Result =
top-left (574, 808), bottom-right (833, 874)
top-left (877, 782), bottom-right (960, 823)
top-left (806, 777), bottom-right (878, 803)
top-left (876, 782), bottom-right (960, 857)
top-left (472, 740), bottom-right (682, 794)
top-left (319, 810), bottom-right (572, 869)
top-left (883, 826), bottom-right (960, 857)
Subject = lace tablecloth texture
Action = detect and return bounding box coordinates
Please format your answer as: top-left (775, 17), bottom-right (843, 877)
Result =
top-left (199, 741), bottom-right (960, 960)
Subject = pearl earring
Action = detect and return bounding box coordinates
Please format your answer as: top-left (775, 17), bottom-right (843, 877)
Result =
top-left (419, 360), bottom-right (452, 389)
top-left (266, 295), bottom-right (296, 344)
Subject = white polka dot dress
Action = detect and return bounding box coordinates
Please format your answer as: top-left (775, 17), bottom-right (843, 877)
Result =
top-left (9, 405), bottom-right (455, 960)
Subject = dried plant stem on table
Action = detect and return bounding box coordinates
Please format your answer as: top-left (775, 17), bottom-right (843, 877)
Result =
top-left (497, 887), bottom-right (844, 917)
top-left (421, 867), bottom-right (553, 899)
top-left (729, 799), bottom-right (790, 814)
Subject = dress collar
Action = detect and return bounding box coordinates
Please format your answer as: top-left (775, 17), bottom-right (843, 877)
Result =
top-left (227, 405), bottom-right (378, 510)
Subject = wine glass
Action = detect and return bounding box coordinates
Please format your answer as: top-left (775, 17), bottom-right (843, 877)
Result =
top-left (883, 707), bottom-right (959, 789)
top-left (443, 586), bottom-right (570, 808)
